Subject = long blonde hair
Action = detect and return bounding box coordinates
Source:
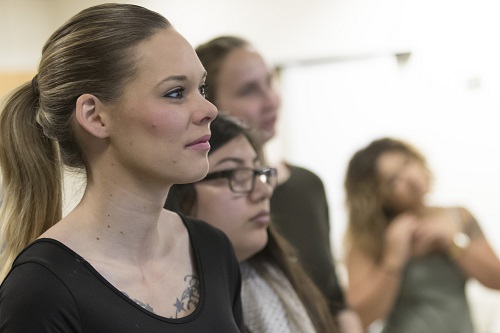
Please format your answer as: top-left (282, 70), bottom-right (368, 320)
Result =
top-left (344, 137), bottom-right (430, 262)
top-left (0, 3), bottom-right (171, 282)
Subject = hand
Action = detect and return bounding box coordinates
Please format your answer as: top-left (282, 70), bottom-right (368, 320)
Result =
top-left (412, 209), bottom-right (456, 257)
top-left (382, 213), bottom-right (418, 272)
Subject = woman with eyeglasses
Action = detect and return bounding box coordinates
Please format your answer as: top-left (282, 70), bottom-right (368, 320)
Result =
top-left (166, 114), bottom-right (338, 333)
top-left (196, 35), bottom-right (363, 333)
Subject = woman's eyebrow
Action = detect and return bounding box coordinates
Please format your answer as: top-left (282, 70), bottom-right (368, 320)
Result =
top-left (157, 75), bottom-right (188, 87)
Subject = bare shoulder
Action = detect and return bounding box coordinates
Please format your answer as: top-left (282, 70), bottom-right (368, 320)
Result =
top-left (418, 206), bottom-right (446, 217)
top-left (453, 206), bottom-right (484, 239)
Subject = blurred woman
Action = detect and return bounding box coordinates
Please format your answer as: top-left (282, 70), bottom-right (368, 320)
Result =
top-left (344, 137), bottom-right (500, 333)
top-left (196, 35), bottom-right (363, 332)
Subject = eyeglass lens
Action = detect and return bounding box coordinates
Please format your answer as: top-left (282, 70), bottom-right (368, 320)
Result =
top-left (230, 168), bottom-right (276, 193)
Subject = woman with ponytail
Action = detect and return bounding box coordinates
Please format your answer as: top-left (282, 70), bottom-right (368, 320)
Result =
top-left (0, 4), bottom-right (243, 332)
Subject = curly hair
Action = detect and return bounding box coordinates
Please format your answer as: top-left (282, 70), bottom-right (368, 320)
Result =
top-left (344, 137), bottom-right (430, 261)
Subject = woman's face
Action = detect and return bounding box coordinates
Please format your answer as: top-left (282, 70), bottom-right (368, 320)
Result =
top-left (214, 47), bottom-right (280, 144)
top-left (377, 151), bottom-right (430, 213)
top-left (106, 28), bottom-right (217, 189)
top-left (194, 135), bottom-right (273, 261)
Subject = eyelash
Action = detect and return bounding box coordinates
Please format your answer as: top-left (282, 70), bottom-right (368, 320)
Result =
top-left (238, 85), bottom-right (257, 96)
top-left (164, 88), bottom-right (184, 99)
top-left (163, 84), bottom-right (208, 99)
top-left (199, 83), bottom-right (208, 98)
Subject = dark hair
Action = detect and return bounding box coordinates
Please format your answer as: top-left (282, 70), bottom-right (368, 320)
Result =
top-left (165, 113), bottom-right (338, 333)
top-left (344, 137), bottom-right (430, 260)
top-left (195, 36), bottom-right (249, 105)
top-left (165, 113), bottom-right (256, 214)
top-left (0, 3), bottom-right (171, 281)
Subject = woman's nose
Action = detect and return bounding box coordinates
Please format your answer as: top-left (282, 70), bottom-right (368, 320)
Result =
top-left (262, 88), bottom-right (280, 111)
top-left (196, 98), bottom-right (218, 125)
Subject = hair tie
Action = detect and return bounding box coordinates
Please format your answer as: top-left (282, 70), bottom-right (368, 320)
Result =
top-left (31, 74), bottom-right (40, 98)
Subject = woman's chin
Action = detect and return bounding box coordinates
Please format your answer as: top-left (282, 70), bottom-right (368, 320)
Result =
top-left (238, 236), bottom-right (269, 262)
top-left (177, 165), bottom-right (209, 184)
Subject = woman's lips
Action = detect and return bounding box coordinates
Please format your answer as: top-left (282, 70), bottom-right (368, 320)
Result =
top-left (250, 211), bottom-right (271, 226)
top-left (186, 134), bottom-right (211, 151)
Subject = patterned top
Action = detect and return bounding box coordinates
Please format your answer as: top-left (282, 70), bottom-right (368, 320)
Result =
top-left (240, 261), bottom-right (316, 333)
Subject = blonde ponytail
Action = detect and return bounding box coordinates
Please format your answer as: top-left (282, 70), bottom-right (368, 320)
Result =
top-left (0, 82), bottom-right (63, 282)
top-left (0, 3), bottom-right (171, 283)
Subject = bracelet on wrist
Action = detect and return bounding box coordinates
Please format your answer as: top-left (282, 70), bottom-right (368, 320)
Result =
top-left (448, 232), bottom-right (471, 259)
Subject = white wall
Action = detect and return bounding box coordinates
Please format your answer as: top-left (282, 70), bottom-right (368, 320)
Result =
top-left (272, 2), bottom-right (500, 331)
top-left (278, 51), bottom-right (500, 333)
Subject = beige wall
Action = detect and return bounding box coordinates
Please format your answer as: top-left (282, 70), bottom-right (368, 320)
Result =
top-left (1, 0), bottom-right (410, 70)
top-left (0, 72), bottom-right (35, 101)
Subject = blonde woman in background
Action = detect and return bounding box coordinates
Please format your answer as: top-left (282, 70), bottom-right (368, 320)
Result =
top-left (0, 4), bottom-right (243, 331)
top-left (344, 137), bottom-right (500, 333)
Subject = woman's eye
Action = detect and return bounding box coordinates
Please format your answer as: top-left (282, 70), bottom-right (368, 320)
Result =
top-left (199, 84), bottom-right (208, 98)
top-left (238, 85), bottom-right (257, 96)
top-left (164, 88), bottom-right (184, 99)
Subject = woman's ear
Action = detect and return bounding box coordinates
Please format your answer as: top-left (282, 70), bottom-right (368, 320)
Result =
top-left (74, 94), bottom-right (110, 139)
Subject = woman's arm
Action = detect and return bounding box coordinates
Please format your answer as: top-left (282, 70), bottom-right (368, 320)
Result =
top-left (451, 207), bottom-right (500, 289)
top-left (346, 246), bottom-right (403, 328)
top-left (411, 206), bottom-right (500, 289)
top-left (346, 214), bottom-right (416, 328)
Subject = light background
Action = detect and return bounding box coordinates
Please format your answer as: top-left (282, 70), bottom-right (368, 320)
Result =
top-left (2, 1), bottom-right (500, 331)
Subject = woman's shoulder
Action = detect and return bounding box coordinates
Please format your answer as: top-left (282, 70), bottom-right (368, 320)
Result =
top-left (281, 163), bottom-right (325, 186)
top-left (0, 240), bottom-right (82, 330)
top-left (0, 259), bottom-right (81, 331)
top-left (425, 205), bottom-right (472, 218)
top-left (179, 213), bottom-right (228, 240)
top-left (178, 213), bottom-right (237, 259)
top-left (10, 238), bottom-right (81, 268)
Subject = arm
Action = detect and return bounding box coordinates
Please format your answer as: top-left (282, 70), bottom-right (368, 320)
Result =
top-left (346, 246), bottom-right (404, 328)
top-left (451, 207), bottom-right (500, 289)
top-left (346, 214), bottom-right (416, 328)
top-left (0, 264), bottom-right (81, 332)
top-left (411, 206), bottom-right (500, 289)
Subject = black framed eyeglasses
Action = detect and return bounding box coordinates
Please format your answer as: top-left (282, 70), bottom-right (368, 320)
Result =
top-left (201, 167), bottom-right (278, 194)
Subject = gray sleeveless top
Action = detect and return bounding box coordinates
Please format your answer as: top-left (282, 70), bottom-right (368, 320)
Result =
top-left (383, 224), bottom-right (473, 333)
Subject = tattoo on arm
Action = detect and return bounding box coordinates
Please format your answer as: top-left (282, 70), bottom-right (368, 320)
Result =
top-left (173, 275), bottom-right (200, 318)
